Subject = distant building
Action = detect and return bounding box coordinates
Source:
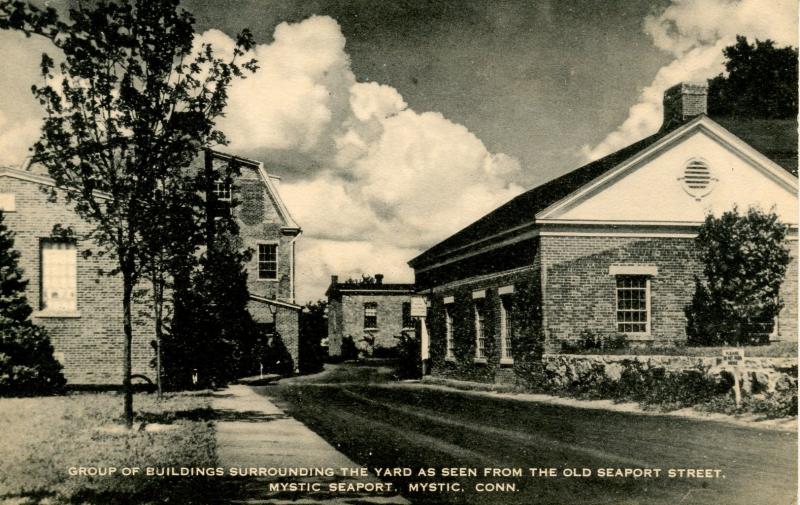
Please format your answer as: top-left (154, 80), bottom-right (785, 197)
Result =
top-left (0, 148), bottom-right (302, 385)
top-left (409, 83), bottom-right (797, 384)
top-left (326, 274), bottom-right (415, 357)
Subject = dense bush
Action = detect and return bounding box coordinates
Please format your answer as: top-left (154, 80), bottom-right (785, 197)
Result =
top-left (394, 330), bottom-right (421, 379)
top-left (686, 207), bottom-right (790, 346)
top-left (560, 330), bottom-right (628, 353)
top-left (299, 300), bottom-right (326, 374)
top-left (0, 210), bottom-right (65, 396)
top-left (165, 232), bottom-right (262, 389)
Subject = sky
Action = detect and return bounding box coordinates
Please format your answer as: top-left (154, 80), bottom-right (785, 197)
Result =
top-left (0, 0), bottom-right (796, 303)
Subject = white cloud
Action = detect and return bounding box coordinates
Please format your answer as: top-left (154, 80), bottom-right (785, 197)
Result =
top-left (0, 16), bottom-right (525, 304)
top-left (0, 112), bottom-right (41, 167)
top-left (213, 16), bottom-right (524, 302)
top-left (581, 0), bottom-right (798, 161)
top-left (294, 238), bottom-right (418, 304)
top-left (215, 16), bottom-right (354, 156)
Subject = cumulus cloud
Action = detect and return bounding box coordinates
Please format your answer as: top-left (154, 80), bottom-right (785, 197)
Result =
top-left (207, 16), bottom-right (524, 302)
top-left (217, 16), bottom-right (354, 158)
top-left (0, 16), bottom-right (524, 303)
top-left (295, 238), bottom-right (419, 303)
top-left (581, 0), bottom-right (797, 161)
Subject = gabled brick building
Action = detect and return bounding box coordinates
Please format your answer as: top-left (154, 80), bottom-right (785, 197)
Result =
top-left (326, 274), bottom-right (415, 357)
top-left (0, 149), bottom-right (302, 385)
top-left (409, 83), bottom-right (798, 383)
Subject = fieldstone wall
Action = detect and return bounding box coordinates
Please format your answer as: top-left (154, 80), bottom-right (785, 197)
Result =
top-left (540, 353), bottom-right (798, 395)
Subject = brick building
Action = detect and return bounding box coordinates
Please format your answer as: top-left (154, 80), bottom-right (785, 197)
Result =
top-left (201, 150), bottom-right (303, 372)
top-left (409, 83), bottom-right (798, 382)
top-left (326, 274), bottom-right (415, 357)
top-left (0, 149), bottom-right (302, 385)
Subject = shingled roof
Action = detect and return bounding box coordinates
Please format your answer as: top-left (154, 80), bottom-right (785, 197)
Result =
top-left (409, 115), bottom-right (797, 268)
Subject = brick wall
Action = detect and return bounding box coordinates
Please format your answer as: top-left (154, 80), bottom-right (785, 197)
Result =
top-left (207, 156), bottom-right (296, 303)
top-left (427, 265), bottom-right (539, 382)
top-left (246, 299), bottom-right (300, 372)
top-left (327, 297), bottom-right (344, 355)
top-left (778, 241), bottom-right (798, 341)
top-left (0, 176), bottom-right (154, 385)
top-left (540, 235), bottom-right (798, 350)
top-left (541, 235), bottom-right (701, 350)
top-left (329, 293), bottom-right (412, 355)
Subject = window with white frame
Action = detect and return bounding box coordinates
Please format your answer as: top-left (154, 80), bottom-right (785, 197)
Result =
top-left (258, 244), bottom-right (277, 280)
top-left (499, 296), bottom-right (513, 361)
top-left (364, 302), bottom-right (378, 329)
top-left (212, 179), bottom-right (232, 202)
top-left (41, 241), bottom-right (77, 312)
top-left (474, 301), bottom-right (486, 358)
top-left (616, 276), bottom-right (649, 334)
top-left (444, 305), bottom-right (454, 359)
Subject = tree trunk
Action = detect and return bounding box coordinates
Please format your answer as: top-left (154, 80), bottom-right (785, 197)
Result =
top-left (122, 269), bottom-right (134, 428)
top-left (153, 273), bottom-right (164, 400)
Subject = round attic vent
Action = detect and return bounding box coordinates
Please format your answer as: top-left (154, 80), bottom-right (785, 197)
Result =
top-left (679, 159), bottom-right (716, 199)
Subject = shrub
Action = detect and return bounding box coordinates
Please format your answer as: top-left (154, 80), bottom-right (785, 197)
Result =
top-left (394, 330), bottom-right (421, 380)
top-left (560, 330), bottom-right (628, 353)
top-left (686, 207), bottom-right (790, 346)
top-left (340, 336), bottom-right (359, 361)
top-left (299, 300), bottom-right (326, 374)
top-left (0, 210), bottom-right (65, 396)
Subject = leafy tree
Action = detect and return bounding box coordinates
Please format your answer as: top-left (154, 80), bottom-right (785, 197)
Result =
top-left (686, 207), bottom-right (791, 346)
top-left (299, 300), bottom-right (327, 373)
top-left (0, 210), bottom-right (65, 395)
top-left (164, 227), bottom-right (261, 389)
top-left (708, 36), bottom-right (798, 119)
top-left (342, 274), bottom-right (378, 286)
top-left (0, 0), bottom-right (256, 426)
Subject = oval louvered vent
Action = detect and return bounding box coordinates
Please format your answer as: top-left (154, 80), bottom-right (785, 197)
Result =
top-left (684, 161), bottom-right (711, 189)
top-left (680, 159), bottom-right (716, 199)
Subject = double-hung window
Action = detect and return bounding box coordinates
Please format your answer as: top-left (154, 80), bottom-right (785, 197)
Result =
top-left (258, 244), bottom-right (278, 280)
top-left (499, 296), bottom-right (513, 362)
top-left (444, 304), bottom-right (454, 359)
top-left (41, 241), bottom-right (78, 312)
top-left (616, 276), bottom-right (649, 334)
top-left (474, 301), bottom-right (486, 359)
top-left (364, 302), bottom-right (378, 329)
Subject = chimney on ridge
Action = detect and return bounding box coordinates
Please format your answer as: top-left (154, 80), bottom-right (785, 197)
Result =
top-left (330, 275), bottom-right (338, 285)
top-left (661, 82), bottom-right (708, 131)
top-left (375, 274), bottom-right (384, 285)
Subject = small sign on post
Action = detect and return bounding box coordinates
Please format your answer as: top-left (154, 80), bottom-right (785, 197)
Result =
top-left (722, 348), bottom-right (745, 407)
top-left (410, 296), bottom-right (427, 317)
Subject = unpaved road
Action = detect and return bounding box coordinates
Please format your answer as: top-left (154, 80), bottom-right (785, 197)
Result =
top-left (257, 364), bottom-right (797, 505)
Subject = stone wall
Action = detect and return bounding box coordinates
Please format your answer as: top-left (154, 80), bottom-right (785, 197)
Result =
top-left (0, 175), bottom-right (155, 385)
top-left (538, 353), bottom-right (797, 395)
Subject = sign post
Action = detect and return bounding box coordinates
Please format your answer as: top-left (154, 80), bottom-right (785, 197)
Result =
top-left (410, 296), bottom-right (429, 376)
top-left (722, 348), bottom-right (745, 407)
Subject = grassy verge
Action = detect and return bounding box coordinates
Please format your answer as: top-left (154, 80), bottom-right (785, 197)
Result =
top-left (0, 391), bottom-right (217, 504)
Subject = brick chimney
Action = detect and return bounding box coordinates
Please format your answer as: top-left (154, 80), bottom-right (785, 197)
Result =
top-left (661, 82), bottom-right (707, 131)
top-left (330, 275), bottom-right (338, 285)
top-left (375, 274), bottom-right (384, 285)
